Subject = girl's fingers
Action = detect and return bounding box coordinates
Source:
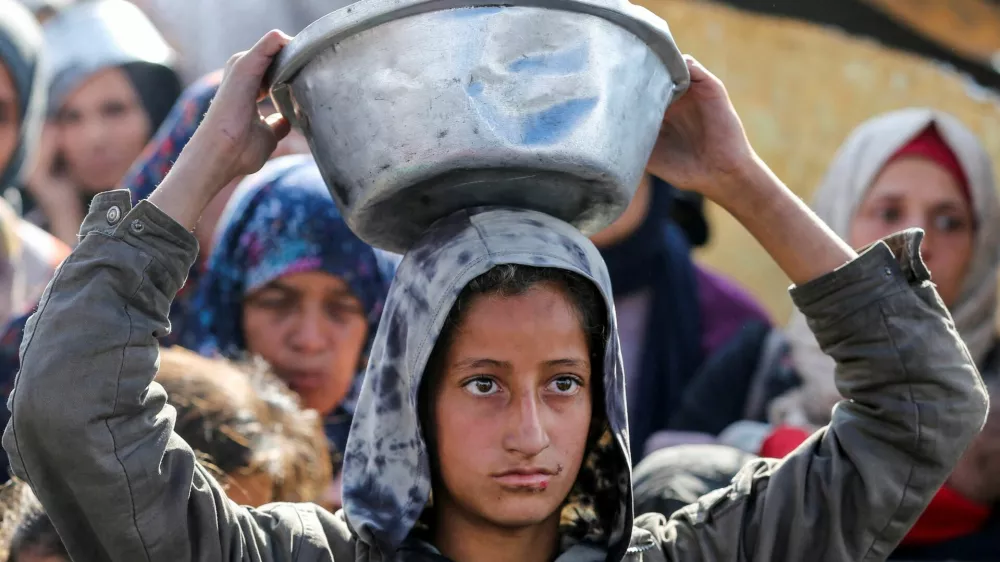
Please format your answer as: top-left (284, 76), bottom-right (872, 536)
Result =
top-left (265, 113), bottom-right (291, 140)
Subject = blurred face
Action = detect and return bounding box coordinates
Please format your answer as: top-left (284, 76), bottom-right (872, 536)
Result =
top-left (430, 283), bottom-right (592, 533)
top-left (56, 67), bottom-right (150, 193)
top-left (849, 157), bottom-right (974, 307)
top-left (242, 271), bottom-right (368, 415)
top-left (0, 62), bottom-right (17, 174)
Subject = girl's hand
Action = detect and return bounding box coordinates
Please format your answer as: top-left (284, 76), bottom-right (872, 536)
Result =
top-left (150, 30), bottom-right (292, 230)
top-left (646, 56), bottom-right (756, 201)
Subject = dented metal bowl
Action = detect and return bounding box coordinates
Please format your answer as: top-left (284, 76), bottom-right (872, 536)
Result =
top-left (269, 0), bottom-right (689, 253)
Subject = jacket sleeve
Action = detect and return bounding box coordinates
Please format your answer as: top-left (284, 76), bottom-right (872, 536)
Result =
top-left (650, 229), bottom-right (989, 562)
top-left (2, 191), bottom-right (342, 562)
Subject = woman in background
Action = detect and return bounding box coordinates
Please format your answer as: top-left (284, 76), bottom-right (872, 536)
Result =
top-left (0, 0), bottom-right (68, 330)
top-left (589, 173), bottom-right (770, 460)
top-left (23, 0), bottom-right (181, 244)
top-left (182, 155), bottom-right (397, 486)
top-left (639, 108), bottom-right (1000, 561)
top-left (0, 71), bottom-right (311, 460)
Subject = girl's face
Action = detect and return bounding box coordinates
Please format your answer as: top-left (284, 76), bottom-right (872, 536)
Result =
top-left (56, 67), bottom-right (150, 193)
top-left (429, 282), bottom-right (593, 532)
top-left (0, 61), bottom-right (18, 175)
top-left (849, 157), bottom-right (975, 307)
top-left (242, 271), bottom-right (368, 416)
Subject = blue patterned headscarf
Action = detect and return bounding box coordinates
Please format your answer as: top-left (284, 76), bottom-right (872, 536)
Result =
top-left (123, 71), bottom-right (222, 204)
top-left (182, 154), bottom-right (398, 363)
top-left (183, 155), bottom-right (398, 454)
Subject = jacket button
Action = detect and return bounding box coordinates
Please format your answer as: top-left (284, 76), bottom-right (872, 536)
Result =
top-left (130, 220), bottom-right (145, 234)
top-left (106, 205), bottom-right (122, 225)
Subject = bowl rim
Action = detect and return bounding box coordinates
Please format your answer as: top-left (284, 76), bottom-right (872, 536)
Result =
top-left (266, 0), bottom-right (690, 125)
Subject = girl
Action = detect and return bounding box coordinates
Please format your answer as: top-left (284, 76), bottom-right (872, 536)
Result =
top-left (2, 31), bottom-right (987, 562)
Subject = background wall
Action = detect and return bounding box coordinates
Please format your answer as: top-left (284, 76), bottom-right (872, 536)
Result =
top-left (634, 0), bottom-right (1000, 322)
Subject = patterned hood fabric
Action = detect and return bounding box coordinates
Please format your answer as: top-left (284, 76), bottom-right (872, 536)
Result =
top-left (342, 207), bottom-right (634, 561)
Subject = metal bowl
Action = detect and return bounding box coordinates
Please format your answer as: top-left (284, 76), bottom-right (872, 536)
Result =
top-left (269, 0), bottom-right (689, 253)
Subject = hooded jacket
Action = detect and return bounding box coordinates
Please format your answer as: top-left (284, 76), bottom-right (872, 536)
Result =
top-left (3, 191), bottom-right (988, 561)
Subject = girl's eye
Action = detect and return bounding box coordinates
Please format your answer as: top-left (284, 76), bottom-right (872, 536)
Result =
top-left (58, 109), bottom-right (81, 125)
top-left (548, 376), bottom-right (581, 395)
top-left (463, 377), bottom-right (500, 396)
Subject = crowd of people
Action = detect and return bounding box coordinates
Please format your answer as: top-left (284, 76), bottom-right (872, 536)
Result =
top-left (0, 0), bottom-right (996, 560)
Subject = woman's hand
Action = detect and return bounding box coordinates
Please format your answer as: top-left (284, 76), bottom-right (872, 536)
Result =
top-left (646, 56), bottom-right (757, 200)
top-left (25, 124), bottom-right (85, 246)
top-left (150, 30), bottom-right (292, 230)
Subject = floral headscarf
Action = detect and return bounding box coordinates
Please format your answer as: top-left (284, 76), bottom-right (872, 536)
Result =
top-left (182, 154), bottom-right (397, 361)
top-left (181, 155), bottom-right (398, 453)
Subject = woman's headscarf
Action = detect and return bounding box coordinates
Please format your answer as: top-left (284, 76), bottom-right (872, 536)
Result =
top-left (43, 0), bottom-right (181, 131)
top-left (774, 108), bottom-right (1000, 426)
top-left (122, 71), bottom-right (222, 204)
top-left (184, 155), bottom-right (398, 454)
top-left (0, 0), bottom-right (47, 191)
top-left (183, 153), bottom-right (398, 367)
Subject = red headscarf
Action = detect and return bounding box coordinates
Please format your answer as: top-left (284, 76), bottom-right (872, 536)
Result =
top-left (886, 125), bottom-right (971, 205)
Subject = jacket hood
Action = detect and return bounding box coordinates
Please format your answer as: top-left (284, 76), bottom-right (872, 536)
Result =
top-left (0, 0), bottom-right (47, 190)
top-left (342, 207), bottom-right (633, 560)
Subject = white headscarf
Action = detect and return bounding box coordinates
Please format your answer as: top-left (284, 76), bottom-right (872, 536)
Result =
top-left (771, 108), bottom-right (1000, 427)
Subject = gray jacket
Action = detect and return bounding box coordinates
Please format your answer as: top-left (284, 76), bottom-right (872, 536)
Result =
top-left (3, 190), bottom-right (988, 562)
